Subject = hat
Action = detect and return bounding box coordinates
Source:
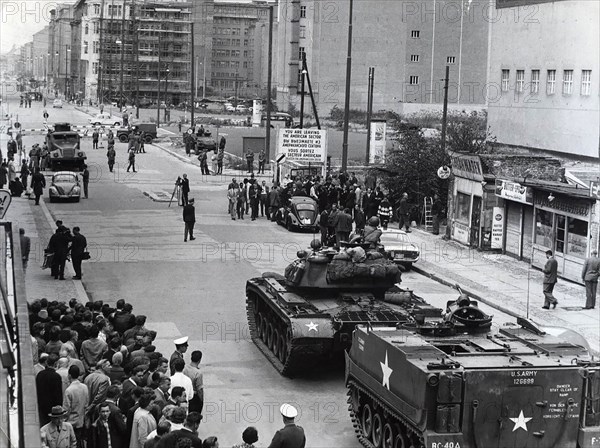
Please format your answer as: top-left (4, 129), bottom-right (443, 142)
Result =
top-left (174, 336), bottom-right (189, 345)
top-left (48, 406), bottom-right (68, 418)
top-left (280, 403), bottom-right (298, 419)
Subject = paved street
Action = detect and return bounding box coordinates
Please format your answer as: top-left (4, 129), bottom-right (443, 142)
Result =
top-left (4, 93), bottom-right (599, 446)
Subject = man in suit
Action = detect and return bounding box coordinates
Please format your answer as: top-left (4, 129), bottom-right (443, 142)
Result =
top-left (183, 199), bottom-right (196, 242)
top-left (70, 226), bottom-right (87, 280)
top-left (267, 403), bottom-right (305, 448)
top-left (36, 353), bottom-right (63, 426)
top-left (104, 385), bottom-right (128, 447)
top-left (63, 365), bottom-right (89, 446)
top-left (152, 376), bottom-right (170, 413)
top-left (84, 360), bottom-right (111, 414)
top-left (40, 406), bottom-right (77, 448)
top-left (157, 411), bottom-right (202, 448)
top-left (180, 174), bottom-right (190, 206)
top-left (88, 400), bottom-right (128, 448)
top-left (582, 250), bottom-right (600, 309)
top-left (542, 250), bottom-right (559, 309)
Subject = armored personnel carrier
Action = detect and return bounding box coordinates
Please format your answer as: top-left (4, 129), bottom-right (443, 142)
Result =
top-left (346, 318), bottom-right (600, 448)
top-left (245, 245), bottom-right (491, 377)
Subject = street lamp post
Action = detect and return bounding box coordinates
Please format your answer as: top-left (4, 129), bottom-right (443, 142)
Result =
top-left (164, 67), bottom-right (170, 121)
top-left (64, 45), bottom-right (71, 99)
top-left (116, 39), bottom-right (124, 108)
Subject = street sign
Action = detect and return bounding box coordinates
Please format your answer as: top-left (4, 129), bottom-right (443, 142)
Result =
top-left (276, 153), bottom-right (286, 164)
top-left (277, 128), bottom-right (327, 164)
top-left (13, 121), bottom-right (20, 129)
top-left (437, 165), bottom-right (451, 179)
top-left (0, 190), bottom-right (12, 220)
top-left (591, 181), bottom-right (600, 200)
top-left (187, 128), bottom-right (193, 135)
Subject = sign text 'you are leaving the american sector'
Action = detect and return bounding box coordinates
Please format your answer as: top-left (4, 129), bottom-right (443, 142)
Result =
top-left (277, 128), bottom-right (327, 163)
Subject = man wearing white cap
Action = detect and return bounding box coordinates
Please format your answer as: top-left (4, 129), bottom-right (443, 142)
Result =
top-left (170, 336), bottom-right (189, 375)
top-left (267, 403), bottom-right (306, 448)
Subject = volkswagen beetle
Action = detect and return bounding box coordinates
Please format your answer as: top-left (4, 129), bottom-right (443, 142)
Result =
top-left (48, 171), bottom-right (81, 202)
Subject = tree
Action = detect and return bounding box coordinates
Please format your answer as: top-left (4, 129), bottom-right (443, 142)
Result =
top-left (381, 125), bottom-right (449, 219)
top-left (446, 110), bottom-right (494, 154)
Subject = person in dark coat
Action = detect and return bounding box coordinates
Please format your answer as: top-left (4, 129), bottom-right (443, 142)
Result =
top-left (180, 174), bottom-right (190, 206)
top-left (31, 168), bottom-right (46, 205)
top-left (36, 353), bottom-right (64, 426)
top-left (0, 162), bottom-right (8, 189)
top-left (581, 250), bottom-right (600, 309)
top-left (542, 250), bottom-right (558, 309)
top-left (353, 205), bottom-right (366, 235)
top-left (397, 192), bottom-right (411, 232)
top-left (183, 198), bottom-right (196, 242)
top-left (20, 160), bottom-right (29, 189)
top-left (127, 148), bottom-right (137, 172)
top-left (88, 401), bottom-right (128, 448)
top-left (47, 226), bottom-right (71, 280)
top-left (267, 404), bottom-right (305, 448)
top-left (82, 165), bottom-right (90, 199)
top-left (156, 411), bottom-right (202, 448)
top-left (70, 227), bottom-right (87, 280)
top-left (335, 208), bottom-right (353, 248)
top-left (107, 145), bottom-right (116, 172)
top-left (92, 129), bottom-right (100, 149)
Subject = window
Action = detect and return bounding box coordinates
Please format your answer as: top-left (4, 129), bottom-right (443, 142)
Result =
top-left (94, 4), bottom-right (100, 15)
top-left (299, 26), bottom-right (306, 39)
top-left (411, 30), bottom-right (420, 38)
top-left (562, 70), bottom-right (573, 94)
top-left (409, 75), bottom-right (419, 85)
top-left (243, 61), bottom-right (247, 68)
top-left (531, 70), bottom-right (539, 94)
top-left (92, 62), bottom-right (99, 74)
top-left (93, 41), bottom-right (99, 54)
top-left (93, 22), bottom-right (99, 34)
top-left (455, 192), bottom-right (470, 224)
top-left (568, 217), bottom-right (588, 257)
top-left (300, 5), bottom-right (306, 18)
top-left (547, 69), bottom-right (556, 94)
top-left (299, 46), bottom-right (305, 61)
top-left (298, 69), bottom-right (303, 85)
top-left (85, 24), bottom-right (89, 35)
top-left (83, 41), bottom-right (88, 54)
top-left (410, 54), bottom-right (419, 63)
top-left (446, 56), bottom-right (456, 64)
top-left (501, 69), bottom-right (510, 92)
top-left (244, 39), bottom-right (248, 46)
top-left (581, 70), bottom-right (592, 96)
top-left (516, 70), bottom-right (524, 92)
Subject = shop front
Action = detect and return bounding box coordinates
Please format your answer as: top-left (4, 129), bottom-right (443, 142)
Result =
top-left (449, 154), bottom-right (496, 248)
top-left (531, 190), bottom-right (596, 285)
top-left (495, 179), bottom-right (535, 261)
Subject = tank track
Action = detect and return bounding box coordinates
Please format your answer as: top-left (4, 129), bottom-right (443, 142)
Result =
top-left (245, 295), bottom-right (320, 377)
top-left (347, 379), bottom-right (425, 448)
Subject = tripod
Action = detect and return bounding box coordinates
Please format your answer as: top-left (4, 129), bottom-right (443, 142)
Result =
top-left (168, 177), bottom-right (182, 207)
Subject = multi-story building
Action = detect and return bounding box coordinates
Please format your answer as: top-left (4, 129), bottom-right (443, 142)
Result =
top-left (48, 3), bottom-right (73, 96)
top-left (21, 43), bottom-right (34, 77)
top-left (32, 27), bottom-right (50, 82)
top-left (487, 0), bottom-right (599, 160)
top-left (211, 1), bottom-right (273, 98)
top-left (276, 0), bottom-right (489, 117)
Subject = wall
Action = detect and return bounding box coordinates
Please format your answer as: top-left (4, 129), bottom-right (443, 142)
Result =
top-left (487, 0), bottom-right (600, 158)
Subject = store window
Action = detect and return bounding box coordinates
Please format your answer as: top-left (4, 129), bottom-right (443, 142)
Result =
top-left (455, 192), bottom-right (470, 224)
top-left (567, 217), bottom-right (588, 257)
top-left (535, 209), bottom-right (553, 248)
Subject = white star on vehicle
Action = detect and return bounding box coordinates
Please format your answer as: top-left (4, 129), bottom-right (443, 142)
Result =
top-left (380, 351), bottom-right (393, 390)
top-left (509, 410), bottom-right (532, 432)
top-left (306, 321), bottom-right (318, 332)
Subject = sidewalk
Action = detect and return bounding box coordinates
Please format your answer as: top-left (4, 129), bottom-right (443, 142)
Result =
top-left (406, 224), bottom-right (600, 354)
top-left (6, 195), bottom-right (88, 304)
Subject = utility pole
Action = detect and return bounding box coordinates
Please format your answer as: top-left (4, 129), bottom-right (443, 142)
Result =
top-left (299, 52), bottom-right (306, 129)
top-left (157, 31), bottom-right (161, 128)
top-left (365, 66), bottom-right (374, 165)
top-left (265, 5), bottom-right (273, 161)
top-left (341, 0), bottom-right (354, 172)
top-left (64, 44), bottom-right (69, 98)
top-left (190, 22), bottom-right (195, 128)
top-left (441, 65), bottom-right (450, 153)
top-left (133, 0), bottom-right (140, 118)
top-left (119, 0), bottom-right (127, 108)
top-left (97, 0), bottom-right (105, 105)
top-left (164, 66), bottom-right (169, 122)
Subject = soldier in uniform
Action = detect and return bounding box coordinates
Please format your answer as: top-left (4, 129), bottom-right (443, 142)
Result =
top-left (267, 404), bottom-right (305, 448)
top-left (169, 336), bottom-right (188, 375)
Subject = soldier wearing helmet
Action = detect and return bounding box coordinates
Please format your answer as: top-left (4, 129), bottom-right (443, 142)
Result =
top-left (363, 217), bottom-right (382, 248)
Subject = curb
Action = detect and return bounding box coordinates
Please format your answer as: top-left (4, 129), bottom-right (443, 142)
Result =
top-left (142, 190), bottom-right (173, 203)
top-left (38, 198), bottom-right (91, 303)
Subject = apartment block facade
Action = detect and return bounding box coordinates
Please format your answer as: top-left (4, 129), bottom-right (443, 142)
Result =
top-left (32, 27), bottom-right (50, 82)
top-left (487, 0), bottom-right (600, 159)
top-left (211, 1), bottom-right (273, 98)
top-left (276, 0), bottom-right (489, 118)
top-left (48, 3), bottom-right (74, 96)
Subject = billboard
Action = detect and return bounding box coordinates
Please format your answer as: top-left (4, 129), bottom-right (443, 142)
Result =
top-left (277, 128), bottom-right (327, 164)
top-left (491, 207), bottom-right (505, 249)
top-left (369, 119), bottom-right (387, 165)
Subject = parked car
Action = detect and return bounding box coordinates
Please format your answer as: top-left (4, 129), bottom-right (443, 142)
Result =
top-left (275, 196), bottom-right (319, 232)
top-left (235, 104), bottom-right (249, 113)
top-left (224, 103), bottom-right (235, 112)
top-left (52, 99), bottom-right (63, 108)
top-left (48, 171), bottom-right (81, 202)
top-left (88, 113), bottom-right (122, 127)
top-left (380, 229), bottom-right (420, 269)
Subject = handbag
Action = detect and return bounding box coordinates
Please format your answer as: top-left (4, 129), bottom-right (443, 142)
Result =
top-left (81, 251), bottom-right (91, 260)
top-left (42, 252), bottom-right (54, 269)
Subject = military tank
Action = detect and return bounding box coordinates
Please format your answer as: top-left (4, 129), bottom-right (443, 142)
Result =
top-left (245, 244), bottom-right (492, 377)
top-left (345, 317), bottom-right (600, 448)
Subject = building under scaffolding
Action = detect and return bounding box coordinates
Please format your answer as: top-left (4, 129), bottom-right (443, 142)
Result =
top-left (73, 0), bottom-right (192, 106)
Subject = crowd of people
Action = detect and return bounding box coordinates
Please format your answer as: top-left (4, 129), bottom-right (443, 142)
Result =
top-left (32, 297), bottom-right (306, 448)
top-left (224, 171), bottom-right (444, 243)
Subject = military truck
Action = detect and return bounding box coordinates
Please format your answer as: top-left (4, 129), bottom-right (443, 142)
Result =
top-left (346, 318), bottom-right (600, 448)
top-left (46, 123), bottom-right (86, 171)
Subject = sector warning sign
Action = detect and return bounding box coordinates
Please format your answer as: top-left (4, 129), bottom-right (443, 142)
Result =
top-left (277, 128), bottom-right (327, 163)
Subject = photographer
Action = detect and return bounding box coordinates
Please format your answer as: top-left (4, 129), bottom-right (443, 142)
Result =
top-left (180, 174), bottom-right (190, 206)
